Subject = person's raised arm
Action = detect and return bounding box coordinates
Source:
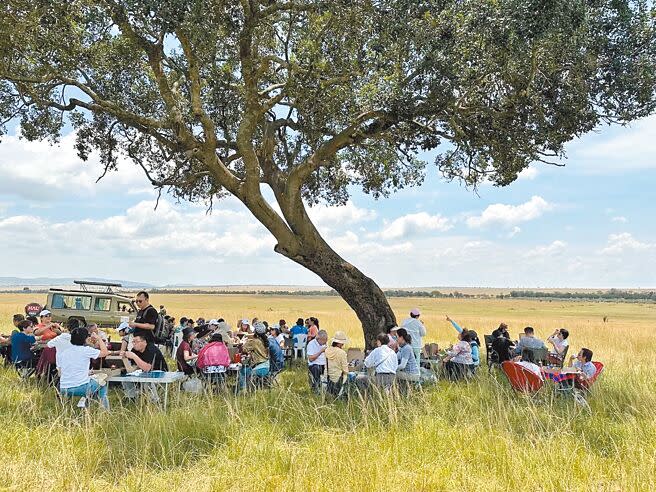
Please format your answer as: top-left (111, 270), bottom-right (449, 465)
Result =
top-left (308, 344), bottom-right (326, 362)
top-left (123, 351), bottom-right (152, 371)
top-left (446, 315), bottom-right (463, 334)
top-left (91, 334), bottom-right (109, 358)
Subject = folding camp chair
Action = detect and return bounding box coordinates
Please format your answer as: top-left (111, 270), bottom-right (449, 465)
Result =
top-left (521, 347), bottom-right (548, 365)
top-left (484, 335), bottom-right (499, 372)
top-left (501, 361), bottom-right (544, 393)
top-left (555, 361), bottom-right (603, 408)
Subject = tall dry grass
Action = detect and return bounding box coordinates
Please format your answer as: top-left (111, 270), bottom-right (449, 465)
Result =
top-left (0, 293), bottom-right (654, 491)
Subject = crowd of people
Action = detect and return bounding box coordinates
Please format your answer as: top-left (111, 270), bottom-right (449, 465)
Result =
top-left (0, 292), bottom-right (600, 409)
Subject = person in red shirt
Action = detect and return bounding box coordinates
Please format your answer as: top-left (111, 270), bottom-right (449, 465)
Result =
top-left (34, 310), bottom-right (62, 341)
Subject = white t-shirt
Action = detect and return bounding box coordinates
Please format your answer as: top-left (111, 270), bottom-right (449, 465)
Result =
top-left (58, 345), bottom-right (100, 389)
top-left (307, 339), bottom-right (326, 366)
top-left (364, 345), bottom-right (399, 374)
top-left (47, 333), bottom-right (72, 368)
top-left (276, 334), bottom-right (285, 347)
top-left (401, 317), bottom-right (426, 349)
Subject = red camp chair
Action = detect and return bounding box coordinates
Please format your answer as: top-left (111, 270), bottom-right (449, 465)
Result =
top-left (501, 361), bottom-right (544, 393)
top-left (574, 361), bottom-right (604, 391)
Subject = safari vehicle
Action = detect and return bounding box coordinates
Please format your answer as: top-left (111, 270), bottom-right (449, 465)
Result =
top-left (45, 280), bottom-right (136, 328)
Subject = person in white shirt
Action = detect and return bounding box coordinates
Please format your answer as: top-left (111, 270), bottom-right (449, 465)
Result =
top-left (47, 317), bottom-right (80, 367)
top-left (307, 329), bottom-right (328, 393)
top-left (546, 328), bottom-right (570, 365)
top-left (360, 333), bottom-right (398, 390)
top-left (58, 327), bottom-right (110, 409)
top-left (401, 308), bottom-right (426, 363)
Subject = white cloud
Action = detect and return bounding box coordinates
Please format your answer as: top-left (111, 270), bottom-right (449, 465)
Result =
top-left (611, 216), bottom-right (628, 223)
top-left (524, 240), bottom-right (567, 258)
top-left (0, 132), bottom-right (144, 200)
top-left (518, 167), bottom-right (539, 180)
top-left (600, 233), bottom-right (654, 255)
top-left (380, 212), bottom-right (452, 239)
top-left (307, 202), bottom-right (377, 227)
top-left (332, 231), bottom-right (413, 259)
top-left (466, 196), bottom-right (553, 229)
top-left (508, 226), bottom-right (521, 238)
top-left (571, 114), bottom-right (656, 172)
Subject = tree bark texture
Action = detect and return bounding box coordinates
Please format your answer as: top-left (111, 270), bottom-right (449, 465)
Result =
top-left (276, 240), bottom-right (397, 349)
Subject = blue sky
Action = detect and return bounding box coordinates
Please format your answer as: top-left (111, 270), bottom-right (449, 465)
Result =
top-left (0, 115), bottom-right (654, 288)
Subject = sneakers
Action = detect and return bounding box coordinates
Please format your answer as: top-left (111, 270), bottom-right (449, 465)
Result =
top-left (76, 397), bottom-right (87, 408)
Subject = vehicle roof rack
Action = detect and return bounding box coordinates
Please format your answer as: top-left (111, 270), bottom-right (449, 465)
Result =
top-left (74, 280), bottom-right (123, 293)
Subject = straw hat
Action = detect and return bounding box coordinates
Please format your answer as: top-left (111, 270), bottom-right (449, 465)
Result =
top-left (331, 331), bottom-right (348, 344)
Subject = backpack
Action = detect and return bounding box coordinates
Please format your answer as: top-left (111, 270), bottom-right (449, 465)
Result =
top-left (153, 314), bottom-right (166, 341)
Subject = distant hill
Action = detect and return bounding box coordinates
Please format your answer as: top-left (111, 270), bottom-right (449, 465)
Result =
top-left (0, 277), bottom-right (155, 288)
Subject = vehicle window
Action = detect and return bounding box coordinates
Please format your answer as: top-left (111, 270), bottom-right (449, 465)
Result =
top-left (51, 294), bottom-right (91, 310)
top-left (117, 301), bottom-right (134, 313)
top-left (94, 298), bottom-right (112, 311)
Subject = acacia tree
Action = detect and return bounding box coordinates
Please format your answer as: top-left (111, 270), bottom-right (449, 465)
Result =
top-left (1, 1), bottom-right (654, 346)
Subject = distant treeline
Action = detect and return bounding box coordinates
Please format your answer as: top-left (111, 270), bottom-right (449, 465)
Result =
top-left (507, 289), bottom-right (656, 301)
top-left (5, 287), bottom-right (654, 302)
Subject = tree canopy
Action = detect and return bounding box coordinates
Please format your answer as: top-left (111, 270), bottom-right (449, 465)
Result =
top-left (1, 0), bottom-right (655, 344)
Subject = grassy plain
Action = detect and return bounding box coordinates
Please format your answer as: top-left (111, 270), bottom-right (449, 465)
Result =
top-left (0, 293), bottom-right (655, 491)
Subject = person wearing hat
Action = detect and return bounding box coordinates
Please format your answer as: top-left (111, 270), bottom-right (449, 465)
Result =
top-left (401, 308), bottom-right (426, 363)
top-left (192, 325), bottom-right (212, 354)
top-left (238, 322), bottom-right (270, 390)
top-left (325, 331), bottom-right (349, 396)
top-left (213, 320), bottom-right (234, 348)
top-left (34, 310), bottom-right (62, 341)
top-left (176, 327), bottom-right (198, 375)
top-left (492, 322), bottom-right (511, 340)
top-left (387, 326), bottom-right (400, 351)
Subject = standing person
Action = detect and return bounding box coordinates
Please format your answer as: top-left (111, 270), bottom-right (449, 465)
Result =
top-left (401, 308), bottom-right (426, 363)
top-left (395, 328), bottom-right (420, 384)
top-left (238, 322), bottom-right (270, 390)
top-left (307, 329), bottom-right (328, 393)
top-left (57, 327), bottom-right (110, 410)
top-left (34, 310), bottom-right (62, 341)
top-left (325, 331), bottom-right (349, 395)
top-left (362, 333), bottom-right (398, 390)
top-left (129, 291), bottom-right (158, 344)
top-left (176, 328), bottom-right (197, 375)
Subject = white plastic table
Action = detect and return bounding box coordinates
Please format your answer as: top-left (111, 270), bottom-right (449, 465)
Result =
top-left (107, 371), bottom-right (185, 410)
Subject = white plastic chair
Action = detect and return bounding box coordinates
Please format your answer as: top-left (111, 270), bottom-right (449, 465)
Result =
top-left (293, 334), bottom-right (307, 359)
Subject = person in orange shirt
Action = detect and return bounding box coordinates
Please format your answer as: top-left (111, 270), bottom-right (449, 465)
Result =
top-left (307, 317), bottom-right (319, 342)
top-left (34, 310), bottom-right (62, 341)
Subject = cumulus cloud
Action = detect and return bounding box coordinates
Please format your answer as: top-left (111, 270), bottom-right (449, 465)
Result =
top-left (0, 132), bottom-right (144, 200)
top-left (332, 231), bottom-right (413, 259)
top-left (518, 167), bottom-right (539, 180)
top-left (508, 226), bottom-right (521, 238)
top-left (466, 196), bottom-right (553, 229)
top-left (611, 216), bottom-right (628, 223)
top-left (307, 202), bottom-right (377, 227)
top-left (600, 233), bottom-right (654, 255)
top-left (524, 240), bottom-right (567, 258)
top-left (380, 212), bottom-right (452, 239)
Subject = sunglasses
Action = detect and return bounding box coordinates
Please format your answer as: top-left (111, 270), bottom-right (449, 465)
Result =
top-left (135, 299), bottom-right (145, 304)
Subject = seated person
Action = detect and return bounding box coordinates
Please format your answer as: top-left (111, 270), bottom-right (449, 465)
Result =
top-left (492, 323), bottom-right (511, 339)
top-left (87, 323), bottom-right (108, 343)
top-left (58, 327), bottom-right (110, 409)
top-left (267, 330), bottom-right (285, 374)
top-left (176, 327), bottom-right (197, 375)
top-left (325, 331), bottom-right (349, 395)
top-left (445, 315), bottom-right (481, 367)
top-left (213, 320), bottom-right (235, 348)
top-left (396, 328), bottom-right (420, 383)
top-left (238, 322), bottom-right (270, 389)
top-left (511, 355), bottom-right (544, 380)
top-left (123, 335), bottom-right (168, 372)
top-left (11, 320), bottom-right (41, 368)
top-left (47, 318), bottom-right (77, 368)
top-left (34, 310), bottom-right (62, 341)
top-left (513, 326), bottom-right (547, 355)
top-left (442, 329), bottom-right (474, 380)
top-left (387, 326), bottom-right (399, 351)
top-left (307, 330), bottom-right (328, 393)
top-left (543, 348), bottom-right (597, 380)
top-left (192, 326), bottom-right (211, 354)
top-left (546, 328), bottom-right (569, 365)
top-left (196, 333), bottom-right (231, 376)
top-left (290, 318), bottom-right (308, 342)
top-left (359, 333), bottom-right (398, 390)
top-left (491, 335), bottom-right (515, 363)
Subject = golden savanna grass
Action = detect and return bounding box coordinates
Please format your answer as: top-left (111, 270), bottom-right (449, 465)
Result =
top-left (0, 293), bottom-right (655, 491)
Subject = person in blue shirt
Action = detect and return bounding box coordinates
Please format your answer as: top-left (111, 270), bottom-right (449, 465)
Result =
top-left (268, 332), bottom-right (285, 373)
top-left (289, 317), bottom-right (308, 341)
top-left (11, 320), bottom-right (39, 367)
top-left (445, 315), bottom-right (480, 366)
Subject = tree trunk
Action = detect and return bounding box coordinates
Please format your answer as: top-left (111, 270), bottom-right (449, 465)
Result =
top-left (276, 240), bottom-right (397, 349)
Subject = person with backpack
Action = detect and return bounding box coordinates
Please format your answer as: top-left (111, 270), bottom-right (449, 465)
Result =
top-left (129, 291), bottom-right (158, 344)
